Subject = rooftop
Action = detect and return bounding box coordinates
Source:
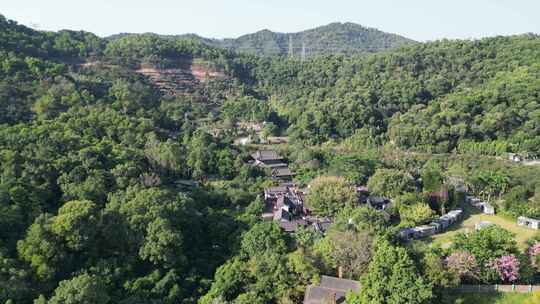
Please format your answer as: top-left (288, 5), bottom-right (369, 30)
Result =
top-left (304, 276), bottom-right (360, 304)
top-left (251, 150), bottom-right (283, 161)
top-left (518, 216), bottom-right (540, 223)
top-left (279, 219), bottom-right (308, 232)
top-left (319, 275), bottom-right (360, 291)
top-left (272, 167), bottom-right (294, 177)
top-left (265, 162), bottom-right (289, 168)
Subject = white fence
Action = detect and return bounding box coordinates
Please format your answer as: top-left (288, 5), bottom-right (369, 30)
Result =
top-left (453, 284), bottom-right (540, 293)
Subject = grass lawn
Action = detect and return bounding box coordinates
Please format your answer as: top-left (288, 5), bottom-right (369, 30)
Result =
top-left (441, 292), bottom-right (536, 304)
top-left (425, 203), bottom-right (538, 249)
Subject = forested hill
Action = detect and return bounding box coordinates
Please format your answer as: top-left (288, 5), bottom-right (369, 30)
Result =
top-left (216, 22), bottom-right (416, 57)
top-left (2, 12), bottom-right (540, 154)
top-left (2, 12), bottom-right (540, 304)
top-left (248, 34), bottom-right (540, 155)
top-left (111, 22), bottom-right (416, 58)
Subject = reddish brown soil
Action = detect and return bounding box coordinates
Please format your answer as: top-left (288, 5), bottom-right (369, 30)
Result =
top-left (190, 64), bottom-right (226, 82)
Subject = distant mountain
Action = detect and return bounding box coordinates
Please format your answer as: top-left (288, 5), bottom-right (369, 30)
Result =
top-left (108, 22), bottom-right (416, 58)
top-left (216, 22), bottom-right (417, 57)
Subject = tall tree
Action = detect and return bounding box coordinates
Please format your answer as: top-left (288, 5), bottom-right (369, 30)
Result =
top-left (327, 230), bottom-right (374, 279)
top-left (47, 273), bottom-right (110, 304)
top-left (306, 176), bottom-right (357, 217)
top-left (355, 240), bottom-right (432, 304)
top-left (367, 169), bottom-right (416, 198)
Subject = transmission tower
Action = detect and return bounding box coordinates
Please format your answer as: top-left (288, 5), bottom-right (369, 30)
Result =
top-left (301, 41), bottom-right (306, 62)
top-left (288, 35), bottom-right (294, 59)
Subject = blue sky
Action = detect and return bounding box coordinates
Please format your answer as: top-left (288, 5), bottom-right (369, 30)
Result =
top-left (1, 0), bottom-right (539, 41)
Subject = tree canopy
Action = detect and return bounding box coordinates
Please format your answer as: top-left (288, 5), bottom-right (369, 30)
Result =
top-left (1, 12), bottom-right (540, 304)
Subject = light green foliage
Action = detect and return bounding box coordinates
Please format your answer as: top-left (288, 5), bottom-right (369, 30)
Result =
top-left (202, 229), bottom-right (314, 304)
top-left (187, 130), bottom-right (222, 180)
top-left (466, 170), bottom-right (510, 202)
top-left (17, 214), bottom-right (67, 280)
top-left (345, 206), bottom-right (390, 234)
top-left (221, 96), bottom-right (271, 123)
top-left (293, 225), bottom-right (321, 248)
top-left (367, 169), bottom-right (416, 198)
top-left (48, 273), bottom-right (109, 304)
top-left (394, 192), bottom-right (426, 206)
top-left (443, 291), bottom-right (536, 304)
top-left (108, 188), bottom-right (189, 267)
top-left (261, 122), bottom-right (279, 138)
top-left (421, 251), bottom-right (459, 300)
top-left (31, 77), bottom-right (85, 120)
top-left (144, 133), bottom-right (186, 179)
top-left (51, 200), bottom-right (99, 251)
top-left (421, 162), bottom-right (444, 193)
top-left (240, 196), bottom-right (265, 226)
top-left (306, 176), bottom-right (357, 217)
top-left (215, 148), bottom-right (236, 179)
top-left (357, 240), bottom-right (433, 304)
top-left (18, 201), bottom-right (100, 281)
top-left (199, 258), bottom-right (247, 304)
top-left (389, 66), bottom-right (540, 154)
top-left (286, 249), bottom-right (319, 285)
top-left (524, 291), bottom-right (540, 304)
top-left (201, 217), bottom-right (321, 304)
top-left (312, 236), bottom-right (337, 271)
top-left (139, 217), bottom-right (183, 266)
top-left (399, 203), bottom-right (436, 226)
top-left (457, 140), bottom-right (512, 156)
top-left (502, 186), bottom-right (532, 217)
top-left (452, 225), bottom-right (518, 279)
top-left (3, 13), bottom-right (540, 304)
top-left (240, 222), bottom-right (287, 257)
top-left (109, 79), bottom-right (157, 114)
top-left (328, 154), bottom-right (377, 185)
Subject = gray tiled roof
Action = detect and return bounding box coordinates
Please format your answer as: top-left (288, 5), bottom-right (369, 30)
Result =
top-left (251, 150), bottom-right (283, 161)
top-left (272, 167), bottom-right (294, 177)
top-left (319, 276), bottom-right (360, 291)
top-left (279, 219), bottom-right (307, 232)
top-left (265, 162), bottom-right (289, 168)
top-left (265, 186), bottom-right (288, 194)
top-left (304, 286), bottom-right (347, 304)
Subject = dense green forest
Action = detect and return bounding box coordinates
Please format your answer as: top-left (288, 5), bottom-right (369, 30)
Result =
top-left (1, 13), bottom-right (540, 304)
top-left (247, 35), bottom-right (540, 153)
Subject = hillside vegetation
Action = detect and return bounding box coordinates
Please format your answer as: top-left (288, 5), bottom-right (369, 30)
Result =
top-left (246, 34), bottom-right (540, 155)
top-left (1, 13), bottom-right (540, 304)
top-left (217, 22), bottom-right (416, 57)
top-left (112, 22), bottom-right (415, 58)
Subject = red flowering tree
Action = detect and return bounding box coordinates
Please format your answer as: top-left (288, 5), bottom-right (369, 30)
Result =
top-left (488, 255), bottom-right (520, 283)
top-left (445, 251), bottom-right (480, 282)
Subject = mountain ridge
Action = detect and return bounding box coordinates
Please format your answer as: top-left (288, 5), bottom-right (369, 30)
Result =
top-left (109, 22), bottom-right (417, 58)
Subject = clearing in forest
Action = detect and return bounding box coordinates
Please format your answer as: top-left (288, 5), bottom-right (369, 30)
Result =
top-left (425, 203), bottom-right (538, 249)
